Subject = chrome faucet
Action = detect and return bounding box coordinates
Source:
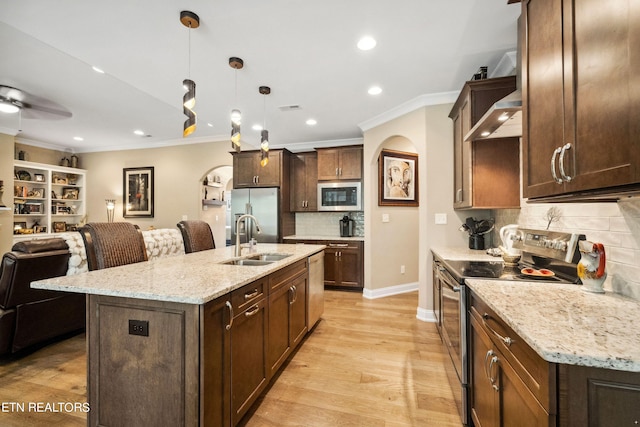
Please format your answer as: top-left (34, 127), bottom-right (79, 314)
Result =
top-left (235, 214), bottom-right (262, 256)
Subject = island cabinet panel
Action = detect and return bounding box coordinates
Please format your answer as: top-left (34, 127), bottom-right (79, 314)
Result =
top-left (558, 364), bottom-right (640, 427)
top-left (267, 260), bottom-right (308, 377)
top-left (201, 296), bottom-right (232, 427)
top-left (87, 295), bottom-right (200, 427)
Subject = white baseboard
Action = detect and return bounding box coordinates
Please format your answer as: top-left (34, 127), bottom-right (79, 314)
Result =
top-left (417, 307), bottom-right (436, 323)
top-left (362, 282), bottom-right (418, 299)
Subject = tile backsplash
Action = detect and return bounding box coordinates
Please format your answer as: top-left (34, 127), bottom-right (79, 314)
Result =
top-left (493, 198), bottom-right (640, 300)
top-left (295, 211), bottom-right (365, 237)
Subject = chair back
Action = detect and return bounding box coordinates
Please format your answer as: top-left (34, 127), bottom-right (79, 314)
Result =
top-left (177, 220), bottom-right (215, 253)
top-left (80, 222), bottom-right (148, 271)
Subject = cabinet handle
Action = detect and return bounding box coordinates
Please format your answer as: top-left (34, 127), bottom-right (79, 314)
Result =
top-left (484, 350), bottom-right (494, 381)
top-left (329, 243), bottom-right (349, 248)
top-left (489, 355), bottom-right (500, 391)
top-left (225, 301), bottom-right (234, 331)
top-left (559, 143), bottom-right (573, 182)
top-left (289, 285), bottom-right (298, 304)
top-left (551, 147), bottom-right (563, 184)
top-left (339, 167), bottom-right (342, 176)
top-left (245, 304), bottom-right (260, 317)
top-left (482, 313), bottom-right (514, 346)
top-left (244, 289), bottom-right (259, 300)
top-left (456, 189), bottom-right (463, 203)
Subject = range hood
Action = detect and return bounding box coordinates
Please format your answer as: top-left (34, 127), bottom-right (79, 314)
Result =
top-left (464, 89), bottom-right (522, 141)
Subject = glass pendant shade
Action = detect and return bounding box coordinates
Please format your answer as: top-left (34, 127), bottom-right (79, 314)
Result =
top-left (260, 129), bottom-right (269, 166)
top-left (230, 109), bottom-right (241, 152)
top-left (0, 99), bottom-right (19, 114)
top-left (183, 79), bottom-right (196, 137)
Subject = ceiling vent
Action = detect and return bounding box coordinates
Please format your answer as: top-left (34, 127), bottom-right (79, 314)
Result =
top-left (278, 104), bottom-right (301, 111)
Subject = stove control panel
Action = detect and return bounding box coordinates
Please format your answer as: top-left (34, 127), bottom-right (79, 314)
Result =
top-left (513, 229), bottom-right (584, 263)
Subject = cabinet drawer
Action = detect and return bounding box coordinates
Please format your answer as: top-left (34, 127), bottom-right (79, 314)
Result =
top-left (470, 292), bottom-right (556, 411)
top-left (269, 260), bottom-right (307, 293)
top-left (231, 279), bottom-right (267, 313)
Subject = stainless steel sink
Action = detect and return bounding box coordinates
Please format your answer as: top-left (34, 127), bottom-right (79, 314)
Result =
top-left (222, 259), bottom-right (274, 266)
top-left (247, 253), bottom-right (292, 262)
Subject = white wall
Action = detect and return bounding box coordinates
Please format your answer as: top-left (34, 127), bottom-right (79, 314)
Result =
top-left (0, 134), bottom-right (14, 253)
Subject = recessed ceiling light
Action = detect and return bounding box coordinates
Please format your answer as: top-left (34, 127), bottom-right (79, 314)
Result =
top-left (134, 130), bottom-right (145, 136)
top-left (92, 66), bottom-right (105, 74)
top-left (306, 119), bottom-right (317, 126)
top-left (368, 86), bottom-right (382, 95)
top-left (357, 36), bottom-right (377, 51)
top-left (207, 123), bottom-right (213, 127)
top-left (73, 136), bottom-right (84, 141)
top-left (252, 124), bottom-right (263, 131)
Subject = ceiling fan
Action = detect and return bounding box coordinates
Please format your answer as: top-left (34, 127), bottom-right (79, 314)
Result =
top-left (0, 85), bottom-right (72, 119)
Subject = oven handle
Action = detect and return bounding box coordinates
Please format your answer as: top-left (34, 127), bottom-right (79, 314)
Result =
top-left (436, 263), bottom-right (461, 292)
top-left (482, 313), bottom-right (514, 347)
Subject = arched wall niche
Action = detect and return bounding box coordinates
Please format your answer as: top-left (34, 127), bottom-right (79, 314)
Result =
top-left (199, 165), bottom-right (233, 247)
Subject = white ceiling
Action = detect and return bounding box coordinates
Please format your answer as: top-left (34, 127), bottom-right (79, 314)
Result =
top-left (0, 0), bottom-right (520, 153)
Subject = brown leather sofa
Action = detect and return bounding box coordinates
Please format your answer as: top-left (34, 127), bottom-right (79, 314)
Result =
top-left (0, 238), bottom-right (85, 355)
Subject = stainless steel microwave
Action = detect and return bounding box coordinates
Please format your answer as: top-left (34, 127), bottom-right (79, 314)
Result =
top-left (317, 182), bottom-right (362, 211)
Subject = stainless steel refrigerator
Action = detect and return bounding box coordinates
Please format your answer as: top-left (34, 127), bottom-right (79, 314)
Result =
top-left (229, 187), bottom-right (280, 245)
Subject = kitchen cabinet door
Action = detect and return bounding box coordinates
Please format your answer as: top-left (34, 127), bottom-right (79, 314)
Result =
top-left (317, 146), bottom-right (363, 181)
top-left (233, 150), bottom-right (282, 188)
top-left (323, 242), bottom-right (364, 289)
top-left (522, 0), bottom-right (640, 200)
top-left (289, 272), bottom-right (308, 348)
top-left (290, 152), bottom-right (317, 211)
top-left (201, 296), bottom-right (232, 427)
top-left (230, 297), bottom-right (268, 426)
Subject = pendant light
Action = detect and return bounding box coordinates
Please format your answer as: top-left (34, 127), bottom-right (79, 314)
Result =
top-left (180, 11), bottom-right (199, 137)
top-left (259, 86), bottom-right (271, 167)
top-left (229, 57), bottom-right (244, 152)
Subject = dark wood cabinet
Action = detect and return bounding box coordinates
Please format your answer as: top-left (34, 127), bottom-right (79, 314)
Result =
top-left (522, 0), bottom-right (640, 200)
top-left (449, 77), bottom-right (520, 209)
top-left (233, 150), bottom-right (283, 188)
top-left (323, 241), bottom-right (364, 289)
top-left (469, 291), bottom-right (556, 427)
top-left (230, 281), bottom-right (268, 426)
top-left (558, 364), bottom-right (640, 427)
top-left (267, 260), bottom-right (308, 377)
top-left (316, 146), bottom-right (363, 181)
top-left (290, 151), bottom-right (318, 211)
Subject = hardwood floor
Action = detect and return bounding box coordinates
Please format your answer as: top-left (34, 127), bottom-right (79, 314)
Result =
top-left (0, 290), bottom-right (461, 426)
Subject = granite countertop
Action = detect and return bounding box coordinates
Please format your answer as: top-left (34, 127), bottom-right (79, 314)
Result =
top-left (32, 244), bottom-right (325, 305)
top-left (431, 246), bottom-right (499, 262)
top-left (284, 235), bottom-right (365, 242)
top-left (467, 279), bottom-right (640, 372)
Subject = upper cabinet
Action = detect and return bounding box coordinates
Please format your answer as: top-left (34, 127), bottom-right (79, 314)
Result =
top-left (316, 146), bottom-right (363, 181)
top-left (232, 150), bottom-right (285, 188)
top-left (522, 0), bottom-right (640, 201)
top-left (290, 152), bottom-right (317, 212)
top-left (449, 76), bottom-right (521, 209)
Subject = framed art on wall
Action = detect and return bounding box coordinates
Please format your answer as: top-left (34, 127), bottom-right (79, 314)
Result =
top-left (123, 167), bottom-right (154, 218)
top-left (378, 149), bottom-right (419, 207)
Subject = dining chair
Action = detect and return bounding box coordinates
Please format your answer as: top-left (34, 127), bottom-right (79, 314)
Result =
top-left (177, 220), bottom-right (216, 253)
top-left (79, 222), bottom-right (148, 271)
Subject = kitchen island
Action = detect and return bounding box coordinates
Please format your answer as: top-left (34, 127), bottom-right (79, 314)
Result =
top-left (33, 243), bottom-right (325, 427)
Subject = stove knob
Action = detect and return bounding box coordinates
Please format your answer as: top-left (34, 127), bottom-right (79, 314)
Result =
top-left (555, 240), bottom-right (567, 251)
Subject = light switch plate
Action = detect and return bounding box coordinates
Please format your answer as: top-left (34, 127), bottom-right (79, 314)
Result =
top-left (435, 213), bottom-right (447, 225)
top-left (382, 214), bottom-right (390, 223)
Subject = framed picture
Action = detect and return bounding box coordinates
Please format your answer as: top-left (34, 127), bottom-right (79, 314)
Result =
top-left (52, 174), bottom-right (68, 185)
top-left (62, 187), bottom-right (79, 200)
top-left (34, 173), bottom-right (45, 182)
top-left (13, 222), bottom-right (27, 234)
top-left (378, 149), bottom-right (419, 207)
top-left (65, 223), bottom-right (78, 232)
top-left (123, 167), bottom-right (154, 218)
top-left (25, 202), bottom-right (43, 214)
top-left (56, 206), bottom-right (71, 215)
top-left (33, 225), bottom-right (47, 234)
top-left (27, 187), bottom-right (45, 198)
top-left (53, 221), bottom-right (67, 233)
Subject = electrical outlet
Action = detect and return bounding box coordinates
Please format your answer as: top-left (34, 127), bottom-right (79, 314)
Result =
top-left (182, 214), bottom-right (188, 221)
top-left (400, 265), bottom-right (405, 274)
top-left (129, 320), bottom-right (149, 337)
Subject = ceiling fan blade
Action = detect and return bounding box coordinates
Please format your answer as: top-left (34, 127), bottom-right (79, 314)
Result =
top-left (21, 102), bottom-right (72, 119)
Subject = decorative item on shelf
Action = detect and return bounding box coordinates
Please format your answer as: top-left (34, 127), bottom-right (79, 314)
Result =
top-left (34, 173), bottom-right (45, 182)
top-left (578, 241), bottom-right (607, 293)
top-left (0, 180), bottom-right (5, 207)
top-left (471, 66), bottom-right (488, 80)
top-left (67, 174), bottom-right (78, 185)
top-left (70, 153), bottom-right (79, 168)
top-left (258, 85), bottom-right (271, 166)
top-left (180, 10), bottom-right (200, 137)
top-left (60, 156), bottom-right (70, 167)
top-left (105, 199), bottom-right (115, 223)
top-left (229, 57), bottom-right (244, 152)
top-left (17, 150), bottom-right (25, 160)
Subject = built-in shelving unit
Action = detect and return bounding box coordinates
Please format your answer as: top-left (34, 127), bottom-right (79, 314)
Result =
top-left (12, 160), bottom-right (87, 241)
top-left (202, 180), bottom-right (225, 207)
